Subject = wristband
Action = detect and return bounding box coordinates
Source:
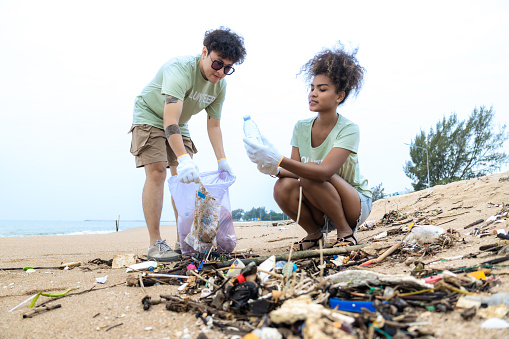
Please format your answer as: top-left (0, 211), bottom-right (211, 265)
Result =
top-left (217, 157), bottom-right (227, 162)
top-left (277, 155), bottom-right (284, 167)
top-left (177, 153), bottom-right (189, 159)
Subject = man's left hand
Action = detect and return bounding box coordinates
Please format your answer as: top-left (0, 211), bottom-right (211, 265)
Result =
top-left (218, 158), bottom-right (235, 176)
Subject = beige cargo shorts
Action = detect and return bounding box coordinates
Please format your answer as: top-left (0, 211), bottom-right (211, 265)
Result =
top-left (129, 124), bottom-right (197, 168)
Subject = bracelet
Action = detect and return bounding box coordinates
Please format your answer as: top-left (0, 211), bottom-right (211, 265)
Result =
top-left (270, 168), bottom-right (280, 179)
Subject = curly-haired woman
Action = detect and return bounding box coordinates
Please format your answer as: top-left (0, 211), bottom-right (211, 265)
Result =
top-left (244, 42), bottom-right (372, 251)
top-left (130, 27), bottom-right (247, 262)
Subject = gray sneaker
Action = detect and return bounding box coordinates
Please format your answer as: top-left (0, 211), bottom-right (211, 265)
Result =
top-left (148, 239), bottom-right (181, 262)
top-left (174, 241), bottom-right (182, 255)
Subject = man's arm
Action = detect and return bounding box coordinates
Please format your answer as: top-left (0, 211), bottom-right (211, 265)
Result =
top-left (163, 95), bottom-right (186, 157)
top-left (206, 116), bottom-right (226, 160)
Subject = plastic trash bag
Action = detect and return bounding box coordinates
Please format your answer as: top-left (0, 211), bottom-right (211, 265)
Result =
top-left (404, 225), bottom-right (445, 245)
top-left (168, 171), bottom-right (236, 256)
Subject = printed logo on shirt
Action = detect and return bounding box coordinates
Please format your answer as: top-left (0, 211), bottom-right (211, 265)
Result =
top-left (188, 89), bottom-right (216, 105)
top-left (301, 156), bottom-right (322, 165)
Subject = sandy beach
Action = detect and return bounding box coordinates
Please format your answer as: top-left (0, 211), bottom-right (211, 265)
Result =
top-left (1, 171), bottom-right (509, 338)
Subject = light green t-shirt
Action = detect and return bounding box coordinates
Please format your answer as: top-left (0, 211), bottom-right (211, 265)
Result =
top-left (132, 54), bottom-right (226, 137)
top-left (290, 114), bottom-right (372, 198)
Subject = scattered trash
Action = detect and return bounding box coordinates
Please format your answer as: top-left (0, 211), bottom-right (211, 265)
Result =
top-left (126, 261), bottom-right (157, 273)
top-left (7, 195), bottom-right (509, 337)
top-left (112, 253), bottom-right (138, 269)
top-left (404, 225), bottom-right (445, 245)
top-left (480, 318), bottom-right (509, 329)
top-left (96, 275), bottom-right (108, 284)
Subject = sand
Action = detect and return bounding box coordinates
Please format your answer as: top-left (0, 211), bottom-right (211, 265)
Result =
top-left (1, 171), bottom-right (508, 338)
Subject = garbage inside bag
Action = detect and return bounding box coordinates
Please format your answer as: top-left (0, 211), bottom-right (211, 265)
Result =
top-left (184, 183), bottom-right (222, 251)
top-left (168, 171), bottom-right (236, 256)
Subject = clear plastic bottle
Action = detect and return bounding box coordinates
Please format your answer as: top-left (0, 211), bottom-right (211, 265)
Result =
top-left (243, 115), bottom-right (262, 144)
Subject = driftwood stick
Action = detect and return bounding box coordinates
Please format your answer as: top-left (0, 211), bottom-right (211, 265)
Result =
top-left (187, 270), bottom-right (219, 288)
top-left (464, 219), bottom-right (484, 229)
top-left (215, 244), bottom-right (367, 268)
top-left (375, 242), bottom-right (402, 264)
top-left (160, 294), bottom-right (233, 320)
top-left (257, 269), bottom-right (284, 280)
top-left (23, 304), bottom-right (61, 318)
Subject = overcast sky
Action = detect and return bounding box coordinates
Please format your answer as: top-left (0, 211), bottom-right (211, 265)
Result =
top-left (1, 0), bottom-right (508, 221)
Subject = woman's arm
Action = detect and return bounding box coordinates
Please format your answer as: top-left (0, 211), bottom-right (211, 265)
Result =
top-left (280, 147), bottom-right (351, 182)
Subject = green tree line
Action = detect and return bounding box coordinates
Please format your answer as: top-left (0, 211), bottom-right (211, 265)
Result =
top-left (231, 207), bottom-right (287, 221)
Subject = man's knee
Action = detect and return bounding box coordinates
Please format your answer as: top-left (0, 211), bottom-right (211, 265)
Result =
top-left (145, 162), bottom-right (167, 183)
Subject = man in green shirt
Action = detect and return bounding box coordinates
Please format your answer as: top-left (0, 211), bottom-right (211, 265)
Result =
top-left (129, 27), bottom-right (246, 262)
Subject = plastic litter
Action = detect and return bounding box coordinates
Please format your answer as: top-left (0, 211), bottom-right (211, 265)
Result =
top-left (404, 225), bottom-right (446, 245)
top-left (257, 255), bottom-right (276, 283)
top-left (226, 259), bottom-right (245, 278)
top-left (465, 292), bottom-right (509, 306)
top-left (243, 115), bottom-right (262, 145)
top-left (329, 298), bottom-right (386, 313)
top-left (96, 275), bottom-right (108, 284)
top-left (126, 261), bottom-right (157, 273)
top-left (480, 318), bottom-right (509, 329)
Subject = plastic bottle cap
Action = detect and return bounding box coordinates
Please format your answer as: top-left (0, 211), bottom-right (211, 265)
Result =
top-left (243, 115), bottom-right (251, 121)
top-left (236, 274), bottom-right (246, 283)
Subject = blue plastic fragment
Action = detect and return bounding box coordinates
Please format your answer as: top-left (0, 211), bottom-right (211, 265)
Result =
top-left (198, 191), bottom-right (206, 199)
top-left (329, 297), bottom-right (386, 313)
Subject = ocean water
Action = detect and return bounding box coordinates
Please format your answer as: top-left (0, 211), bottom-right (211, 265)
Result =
top-left (0, 220), bottom-right (174, 237)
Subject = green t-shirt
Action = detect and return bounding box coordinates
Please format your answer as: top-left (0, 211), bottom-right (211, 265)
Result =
top-left (132, 54), bottom-right (226, 137)
top-left (290, 114), bottom-right (372, 197)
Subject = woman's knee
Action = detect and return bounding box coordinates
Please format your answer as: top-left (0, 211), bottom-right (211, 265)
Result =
top-left (274, 178), bottom-right (297, 203)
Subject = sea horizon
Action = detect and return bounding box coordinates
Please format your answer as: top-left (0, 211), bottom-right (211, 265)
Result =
top-left (0, 219), bottom-right (175, 237)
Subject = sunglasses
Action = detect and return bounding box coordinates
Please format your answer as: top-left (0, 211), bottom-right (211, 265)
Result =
top-left (209, 55), bottom-right (235, 75)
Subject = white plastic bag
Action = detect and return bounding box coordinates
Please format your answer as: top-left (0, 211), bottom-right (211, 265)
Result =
top-left (168, 171), bottom-right (236, 256)
top-left (404, 225), bottom-right (445, 245)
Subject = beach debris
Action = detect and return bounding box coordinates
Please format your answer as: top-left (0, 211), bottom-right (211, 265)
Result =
top-left (96, 275), bottom-right (108, 284)
top-left (112, 253), bottom-right (138, 269)
top-left (88, 258), bottom-right (113, 267)
top-left (359, 241), bottom-right (402, 266)
top-left (8, 294), bottom-right (39, 312)
top-left (404, 225), bottom-right (445, 245)
top-left (28, 288), bottom-right (76, 308)
top-left (480, 318), bottom-right (509, 329)
top-left (126, 261), bottom-right (157, 273)
top-left (325, 269), bottom-right (433, 289)
top-left (1, 262), bottom-right (81, 271)
top-left (141, 295), bottom-right (161, 310)
top-left (22, 304), bottom-right (61, 318)
top-left (105, 323), bottom-right (123, 332)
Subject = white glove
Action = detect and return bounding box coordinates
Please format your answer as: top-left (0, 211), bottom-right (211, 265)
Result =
top-left (257, 163), bottom-right (279, 176)
top-left (243, 134), bottom-right (284, 168)
top-left (177, 154), bottom-right (200, 183)
top-left (218, 158), bottom-right (235, 176)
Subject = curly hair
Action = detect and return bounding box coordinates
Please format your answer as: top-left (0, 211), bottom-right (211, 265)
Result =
top-left (203, 27), bottom-right (246, 65)
top-left (300, 42), bottom-right (365, 105)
